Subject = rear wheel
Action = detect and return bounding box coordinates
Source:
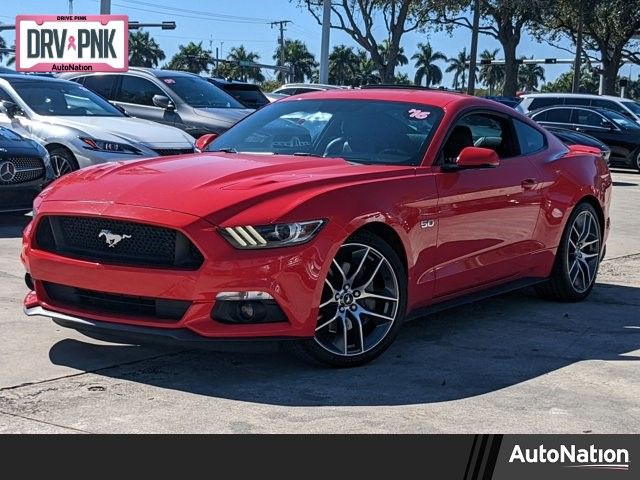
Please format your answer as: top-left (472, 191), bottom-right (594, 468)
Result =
top-left (536, 202), bottom-right (602, 302)
top-left (48, 147), bottom-right (79, 178)
top-left (291, 231), bottom-right (407, 367)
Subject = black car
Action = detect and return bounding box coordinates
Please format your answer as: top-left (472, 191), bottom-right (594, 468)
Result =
top-left (207, 78), bottom-right (270, 109)
top-left (544, 126), bottom-right (611, 165)
top-left (529, 105), bottom-right (640, 171)
top-left (0, 127), bottom-right (53, 212)
top-left (62, 68), bottom-right (253, 138)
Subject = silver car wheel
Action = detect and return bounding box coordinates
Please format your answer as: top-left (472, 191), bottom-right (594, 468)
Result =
top-left (567, 210), bottom-right (601, 294)
top-left (50, 154), bottom-right (74, 178)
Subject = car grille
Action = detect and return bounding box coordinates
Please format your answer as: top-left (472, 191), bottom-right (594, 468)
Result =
top-left (152, 148), bottom-right (195, 156)
top-left (35, 216), bottom-right (204, 269)
top-left (43, 281), bottom-right (191, 321)
top-left (0, 156), bottom-right (45, 184)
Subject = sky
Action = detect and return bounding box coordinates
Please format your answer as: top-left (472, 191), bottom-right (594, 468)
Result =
top-left (2, 0), bottom-right (638, 87)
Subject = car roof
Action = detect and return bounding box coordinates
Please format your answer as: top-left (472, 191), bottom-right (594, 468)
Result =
top-left (0, 74), bottom-right (73, 85)
top-left (278, 83), bottom-right (343, 90)
top-left (532, 105), bottom-right (617, 114)
top-left (521, 92), bottom-right (631, 102)
top-left (124, 67), bottom-right (200, 79)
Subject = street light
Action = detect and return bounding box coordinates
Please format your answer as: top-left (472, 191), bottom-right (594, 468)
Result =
top-left (128, 21), bottom-right (176, 30)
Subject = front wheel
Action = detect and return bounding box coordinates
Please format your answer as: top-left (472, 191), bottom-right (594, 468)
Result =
top-left (536, 202), bottom-right (602, 302)
top-left (48, 147), bottom-right (79, 178)
top-left (291, 231), bottom-right (407, 367)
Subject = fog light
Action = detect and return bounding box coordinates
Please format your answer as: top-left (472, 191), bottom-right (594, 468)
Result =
top-left (211, 296), bottom-right (287, 325)
top-left (239, 301), bottom-right (255, 320)
top-left (216, 291), bottom-right (274, 301)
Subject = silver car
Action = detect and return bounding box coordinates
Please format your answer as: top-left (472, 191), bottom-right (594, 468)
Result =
top-left (0, 74), bottom-right (195, 177)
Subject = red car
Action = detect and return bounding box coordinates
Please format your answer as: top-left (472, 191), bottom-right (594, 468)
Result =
top-left (21, 88), bottom-right (612, 367)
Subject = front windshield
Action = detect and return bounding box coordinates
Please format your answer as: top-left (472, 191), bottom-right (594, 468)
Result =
top-left (606, 109), bottom-right (640, 130)
top-left (207, 99), bottom-right (444, 166)
top-left (621, 100), bottom-right (640, 116)
top-left (160, 76), bottom-right (245, 109)
top-left (12, 81), bottom-right (123, 117)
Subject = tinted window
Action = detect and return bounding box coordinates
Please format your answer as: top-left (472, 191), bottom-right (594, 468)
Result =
top-left (81, 75), bottom-right (117, 100)
top-left (530, 110), bottom-right (547, 121)
top-left (573, 109), bottom-right (604, 127)
top-left (0, 87), bottom-right (13, 102)
top-left (222, 86), bottom-right (269, 108)
top-left (457, 113), bottom-right (515, 158)
top-left (160, 76), bottom-right (244, 108)
top-left (294, 88), bottom-right (320, 94)
top-left (529, 97), bottom-right (562, 110)
top-left (620, 101), bottom-right (640, 116)
top-left (514, 120), bottom-right (545, 155)
top-left (275, 88), bottom-right (297, 95)
top-left (116, 76), bottom-right (165, 106)
top-left (544, 108), bottom-right (572, 123)
top-left (602, 109), bottom-right (640, 130)
top-left (564, 98), bottom-right (591, 106)
top-left (592, 99), bottom-right (627, 115)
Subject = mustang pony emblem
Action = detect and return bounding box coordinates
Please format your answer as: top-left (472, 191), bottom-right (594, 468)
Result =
top-left (98, 229), bottom-right (132, 248)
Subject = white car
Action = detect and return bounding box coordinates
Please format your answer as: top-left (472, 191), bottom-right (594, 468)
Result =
top-left (0, 74), bottom-right (195, 178)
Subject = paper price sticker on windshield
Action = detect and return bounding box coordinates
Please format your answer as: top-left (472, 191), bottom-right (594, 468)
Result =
top-left (16, 15), bottom-right (128, 73)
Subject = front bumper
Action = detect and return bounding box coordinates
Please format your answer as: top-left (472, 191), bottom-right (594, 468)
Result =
top-left (0, 180), bottom-right (45, 213)
top-left (22, 200), bottom-right (341, 340)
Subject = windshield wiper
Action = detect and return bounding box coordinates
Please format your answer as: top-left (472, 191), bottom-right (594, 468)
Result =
top-left (210, 148), bottom-right (238, 153)
top-left (292, 152), bottom-right (322, 157)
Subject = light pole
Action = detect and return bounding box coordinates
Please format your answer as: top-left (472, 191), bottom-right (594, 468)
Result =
top-left (100, 0), bottom-right (111, 15)
top-left (467, 0), bottom-right (480, 95)
top-left (319, 0), bottom-right (331, 84)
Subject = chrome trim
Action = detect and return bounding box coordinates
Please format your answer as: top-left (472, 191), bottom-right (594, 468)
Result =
top-left (24, 305), bottom-right (96, 327)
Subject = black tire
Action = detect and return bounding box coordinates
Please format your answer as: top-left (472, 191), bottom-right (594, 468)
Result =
top-left (287, 230), bottom-right (407, 368)
top-left (48, 146), bottom-right (79, 178)
top-left (635, 149), bottom-right (640, 173)
top-left (535, 202), bottom-right (602, 302)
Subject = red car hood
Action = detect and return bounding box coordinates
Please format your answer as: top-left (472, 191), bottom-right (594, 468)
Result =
top-left (41, 153), bottom-right (412, 223)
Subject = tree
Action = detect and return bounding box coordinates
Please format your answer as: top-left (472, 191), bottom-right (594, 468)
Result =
top-left (394, 72), bottom-right (413, 85)
top-left (128, 30), bottom-right (165, 68)
top-left (274, 39), bottom-right (317, 83)
top-left (298, 0), bottom-right (430, 83)
top-left (541, 66), bottom-right (599, 94)
top-left (354, 50), bottom-right (381, 85)
top-left (517, 57), bottom-right (545, 91)
top-left (378, 39), bottom-right (409, 68)
top-left (412, 42), bottom-right (447, 86)
top-left (165, 42), bottom-right (212, 73)
top-left (328, 44), bottom-right (359, 85)
top-left (435, 0), bottom-right (551, 96)
top-left (478, 48), bottom-right (504, 95)
top-left (223, 46), bottom-right (265, 82)
top-left (446, 48), bottom-right (477, 90)
top-left (0, 36), bottom-right (15, 66)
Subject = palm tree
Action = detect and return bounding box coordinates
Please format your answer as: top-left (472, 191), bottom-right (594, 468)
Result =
top-left (518, 57), bottom-right (545, 92)
top-left (378, 39), bottom-right (408, 68)
top-left (273, 39), bottom-right (317, 83)
top-left (128, 30), bottom-right (165, 68)
top-left (479, 49), bottom-right (504, 96)
top-left (412, 42), bottom-right (447, 87)
top-left (446, 48), bottom-right (477, 91)
top-left (0, 36), bottom-right (15, 66)
top-left (165, 42), bottom-right (212, 73)
top-left (354, 50), bottom-right (380, 86)
top-left (224, 46), bottom-right (264, 82)
top-left (329, 45), bottom-right (359, 85)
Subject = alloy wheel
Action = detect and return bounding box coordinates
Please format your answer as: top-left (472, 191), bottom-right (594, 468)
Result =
top-left (314, 243), bottom-right (400, 357)
top-left (566, 210), bottom-right (601, 294)
top-left (50, 154), bottom-right (74, 178)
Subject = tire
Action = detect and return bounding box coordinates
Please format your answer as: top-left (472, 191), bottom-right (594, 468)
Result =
top-left (288, 230), bottom-right (407, 368)
top-left (635, 149), bottom-right (640, 173)
top-left (535, 202), bottom-right (602, 302)
top-left (48, 147), bottom-right (79, 178)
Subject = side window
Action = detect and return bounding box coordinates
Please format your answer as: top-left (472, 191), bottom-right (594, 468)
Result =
top-left (442, 113), bottom-right (514, 163)
top-left (81, 75), bottom-right (117, 100)
top-left (116, 76), bottom-right (165, 106)
top-left (529, 97), bottom-right (561, 110)
top-left (564, 98), bottom-right (590, 106)
top-left (514, 120), bottom-right (546, 155)
top-left (572, 109), bottom-right (604, 127)
top-left (276, 88), bottom-right (296, 95)
top-left (545, 108), bottom-right (572, 123)
top-left (530, 110), bottom-right (548, 121)
top-left (592, 99), bottom-right (629, 116)
top-left (0, 87), bottom-right (13, 102)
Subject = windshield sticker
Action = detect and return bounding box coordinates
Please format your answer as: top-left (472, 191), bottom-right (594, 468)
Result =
top-left (408, 108), bottom-right (431, 119)
top-left (163, 78), bottom-right (176, 84)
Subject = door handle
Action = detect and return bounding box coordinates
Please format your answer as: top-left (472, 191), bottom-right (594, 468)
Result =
top-left (521, 178), bottom-right (537, 189)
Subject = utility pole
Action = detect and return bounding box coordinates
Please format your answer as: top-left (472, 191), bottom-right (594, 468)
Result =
top-left (271, 20), bottom-right (291, 82)
top-left (100, 0), bottom-right (111, 14)
top-left (571, 1), bottom-right (583, 93)
top-left (467, 0), bottom-right (480, 95)
top-left (69, 0), bottom-right (73, 14)
top-left (319, 0), bottom-right (331, 84)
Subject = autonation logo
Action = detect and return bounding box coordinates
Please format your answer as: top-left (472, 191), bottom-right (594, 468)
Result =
top-left (509, 444), bottom-right (630, 471)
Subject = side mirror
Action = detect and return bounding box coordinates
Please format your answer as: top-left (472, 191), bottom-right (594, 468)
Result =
top-left (0, 100), bottom-right (22, 118)
top-left (600, 119), bottom-right (614, 129)
top-left (195, 133), bottom-right (219, 152)
top-left (152, 94), bottom-right (175, 110)
top-left (452, 146), bottom-right (500, 169)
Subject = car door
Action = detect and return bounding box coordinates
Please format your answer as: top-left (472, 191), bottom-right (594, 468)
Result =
top-left (112, 75), bottom-right (179, 127)
top-left (432, 111), bottom-right (544, 298)
top-left (531, 107), bottom-right (574, 130)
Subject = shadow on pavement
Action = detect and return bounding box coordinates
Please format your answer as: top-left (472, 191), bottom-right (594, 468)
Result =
top-left (49, 283), bottom-right (640, 407)
top-left (0, 214), bottom-right (30, 239)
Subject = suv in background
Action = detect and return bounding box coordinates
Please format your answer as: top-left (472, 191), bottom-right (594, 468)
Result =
top-left (62, 68), bottom-right (253, 138)
top-left (206, 78), bottom-right (269, 109)
top-left (272, 83), bottom-right (345, 96)
top-left (517, 93), bottom-right (640, 125)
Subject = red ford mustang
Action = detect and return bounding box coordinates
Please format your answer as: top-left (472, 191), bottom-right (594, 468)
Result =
top-left (21, 88), bottom-right (612, 367)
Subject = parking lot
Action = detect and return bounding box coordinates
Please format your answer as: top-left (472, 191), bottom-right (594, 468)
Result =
top-left (0, 169), bottom-right (638, 434)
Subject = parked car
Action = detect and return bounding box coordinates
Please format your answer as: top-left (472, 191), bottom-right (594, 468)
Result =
top-left (272, 83), bottom-right (345, 96)
top-left (0, 74), bottom-right (195, 177)
top-left (517, 93), bottom-right (640, 125)
top-left (483, 96), bottom-right (522, 109)
top-left (528, 105), bottom-right (640, 171)
top-left (265, 92), bottom-right (288, 103)
top-left (206, 78), bottom-right (269, 109)
top-left (62, 68), bottom-right (253, 138)
top-left (544, 126), bottom-right (610, 165)
top-left (23, 89), bottom-right (611, 367)
top-left (0, 126), bottom-right (54, 212)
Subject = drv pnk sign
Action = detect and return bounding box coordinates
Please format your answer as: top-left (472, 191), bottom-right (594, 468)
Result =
top-left (16, 15), bottom-right (128, 73)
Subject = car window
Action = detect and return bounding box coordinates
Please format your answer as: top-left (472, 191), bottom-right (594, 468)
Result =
top-left (160, 76), bottom-right (244, 109)
top-left (224, 87), bottom-right (269, 108)
top-left (530, 110), bottom-right (547, 121)
top-left (529, 97), bottom-right (561, 110)
top-left (294, 88), bottom-right (319, 94)
top-left (0, 87), bottom-right (13, 102)
top-left (620, 100), bottom-right (640, 116)
top-left (544, 108), bottom-right (572, 123)
top-left (572, 109), bottom-right (604, 127)
top-left (447, 113), bottom-right (515, 160)
top-left (513, 120), bottom-right (545, 155)
top-left (81, 75), bottom-right (117, 100)
top-left (275, 88), bottom-right (296, 95)
top-left (591, 99), bottom-right (627, 116)
top-left (601, 109), bottom-right (640, 130)
top-left (564, 98), bottom-right (590, 106)
top-left (116, 75), bottom-right (165, 106)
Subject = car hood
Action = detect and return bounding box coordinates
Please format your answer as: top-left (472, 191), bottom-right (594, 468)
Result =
top-left (41, 153), bottom-right (412, 223)
top-left (35, 116), bottom-right (194, 146)
top-left (192, 107), bottom-right (253, 126)
top-left (0, 129), bottom-right (41, 155)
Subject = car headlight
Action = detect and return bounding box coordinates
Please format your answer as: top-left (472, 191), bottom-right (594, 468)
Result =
top-left (80, 137), bottom-right (142, 155)
top-left (220, 220), bottom-right (325, 249)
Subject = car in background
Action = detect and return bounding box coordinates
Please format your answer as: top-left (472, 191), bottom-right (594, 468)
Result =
top-left (62, 68), bottom-right (253, 138)
top-left (517, 93), bottom-right (640, 125)
top-left (0, 74), bottom-right (195, 177)
top-left (206, 78), bottom-right (269, 109)
top-left (0, 126), bottom-right (54, 212)
top-left (265, 92), bottom-right (288, 103)
top-left (272, 83), bottom-right (345, 96)
top-left (483, 96), bottom-right (522, 109)
top-left (528, 105), bottom-right (640, 171)
top-left (544, 126), bottom-right (610, 165)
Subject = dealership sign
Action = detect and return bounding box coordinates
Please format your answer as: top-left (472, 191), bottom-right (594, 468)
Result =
top-left (16, 15), bottom-right (128, 72)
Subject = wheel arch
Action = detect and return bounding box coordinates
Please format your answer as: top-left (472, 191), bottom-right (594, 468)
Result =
top-left (347, 221), bottom-right (409, 276)
top-left (576, 194), bottom-right (606, 239)
top-left (44, 142), bottom-right (75, 158)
